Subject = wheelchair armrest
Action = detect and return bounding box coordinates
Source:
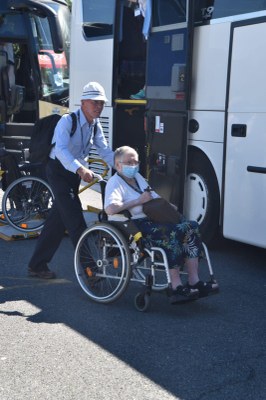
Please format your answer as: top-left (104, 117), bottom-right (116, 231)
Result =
top-left (106, 213), bottom-right (129, 222)
top-left (18, 161), bottom-right (43, 173)
top-left (119, 209), bottom-right (131, 219)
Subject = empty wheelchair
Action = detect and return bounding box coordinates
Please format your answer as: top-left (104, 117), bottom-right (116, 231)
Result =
top-left (1, 175), bottom-right (54, 232)
top-left (1, 156), bottom-right (108, 233)
top-left (74, 195), bottom-right (218, 312)
top-left (0, 149), bottom-right (55, 232)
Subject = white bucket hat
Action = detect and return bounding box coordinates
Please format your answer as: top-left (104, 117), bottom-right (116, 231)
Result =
top-left (81, 81), bottom-right (108, 102)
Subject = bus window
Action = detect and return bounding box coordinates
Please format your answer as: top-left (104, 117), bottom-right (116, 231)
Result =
top-left (208, 0), bottom-right (266, 19)
top-left (0, 14), bottom-right (26, 39)
top-left (152, 0), bottom-right (187, 27)
top-left (82, 0), bottom-right (116, 39)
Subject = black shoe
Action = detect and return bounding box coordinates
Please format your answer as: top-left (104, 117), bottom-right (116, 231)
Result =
top-left (28, 268), bottom-right (56, 279)
top-left (186, 280), bottom-right (219, 298)
top-left (169, 285), bottom-right (199, 305)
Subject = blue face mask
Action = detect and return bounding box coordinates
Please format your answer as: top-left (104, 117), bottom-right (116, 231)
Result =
top-left (121, 164), bottom-right (139, 179)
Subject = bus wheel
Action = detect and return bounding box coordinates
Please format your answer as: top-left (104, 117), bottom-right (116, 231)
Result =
top-left (184, 151), bottom-right (220, 245)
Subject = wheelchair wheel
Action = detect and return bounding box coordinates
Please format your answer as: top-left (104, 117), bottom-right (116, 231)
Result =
top-left (2, 176), bottom-right (54, 232)
top-left (74, 223), bottom-right (132, 304)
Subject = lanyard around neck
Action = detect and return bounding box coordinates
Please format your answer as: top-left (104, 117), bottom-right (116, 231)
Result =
top-left (117, 173), bottom-right (151, 195)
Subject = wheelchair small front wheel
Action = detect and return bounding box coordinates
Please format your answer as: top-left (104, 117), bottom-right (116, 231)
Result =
top-left (134, 292), bottom-right (151, 312)
top-left (74, 223), bottom-right (132, 304)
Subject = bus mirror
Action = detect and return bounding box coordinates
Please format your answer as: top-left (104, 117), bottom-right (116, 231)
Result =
top-left (8, 0), bottom-right (64, 52)
top-left (47, 14), bottom-right (64, 53)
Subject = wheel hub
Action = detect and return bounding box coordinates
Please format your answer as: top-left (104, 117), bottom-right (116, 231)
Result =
top-left (184, 173), bottom-right (208, 224)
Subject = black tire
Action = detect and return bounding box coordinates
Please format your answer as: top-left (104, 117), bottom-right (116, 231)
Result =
top-left (134, 292), bottom-right (150, 312)
top-left (184, 150), bottom-right (220, 245)
top-left (2, 176), bottom-right (54, 232)
top-left (74, 223), bottom-right (132, 304)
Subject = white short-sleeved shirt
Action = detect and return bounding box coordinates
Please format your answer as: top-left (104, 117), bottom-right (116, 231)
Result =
top-left (104, 172), bottom-right (160, 219)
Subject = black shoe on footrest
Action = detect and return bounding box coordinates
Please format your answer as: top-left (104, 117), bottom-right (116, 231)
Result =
top-left (186, 280), bottom-right (219, 298)
top-left (169, 285), bottom-right (199, 305)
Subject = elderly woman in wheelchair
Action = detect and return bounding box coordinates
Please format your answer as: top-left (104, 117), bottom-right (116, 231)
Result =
top-left (74, 146), bottom-right (219, 311)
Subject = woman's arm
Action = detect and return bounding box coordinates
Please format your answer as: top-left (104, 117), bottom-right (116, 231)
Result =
top-left (105, 190), bottom-right (152, 215)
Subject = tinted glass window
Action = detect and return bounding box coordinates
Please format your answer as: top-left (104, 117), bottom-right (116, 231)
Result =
top-left (0, 14), bottom-right (26, 39)
top-left (82, 0), bottom-right (116, 38)
top-left (153, 0), bottom-right (186, 27)
top-left (205, 0), bottom-right (266, 20)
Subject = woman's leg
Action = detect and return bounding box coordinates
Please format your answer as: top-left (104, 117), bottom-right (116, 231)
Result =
top-left (168, 266), bottom-right (199, 303)
top-left (169, 268), bottom-right (182, 289)
top-left (135, 219), bottom-right (199, 302)
top-left (185, 256), bottom-right (219, 297)
top-left (185, 257), bottom-right (200, 286)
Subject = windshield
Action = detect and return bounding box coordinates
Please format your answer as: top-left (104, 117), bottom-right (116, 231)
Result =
top-left (31, 2), bottom-right (70, 105)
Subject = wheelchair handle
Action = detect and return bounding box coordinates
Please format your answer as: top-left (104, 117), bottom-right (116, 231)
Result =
top-left (92, 173), bottom-right (103, 182)
top-left (78, 158), bottom-right (109, 194)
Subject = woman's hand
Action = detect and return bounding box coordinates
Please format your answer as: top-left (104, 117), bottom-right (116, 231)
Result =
top-left (138, 190), bottom-right (153, 204)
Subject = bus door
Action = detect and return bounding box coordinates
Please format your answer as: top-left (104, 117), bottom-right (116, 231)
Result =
top-left (113, 1), bottom-right (148, 175)
top-left (223, 18), bottom-right (266, 248)
top-left (69, 1), bottom-right (149, 172)
top-left (145, 0), bottom-right (193, 210)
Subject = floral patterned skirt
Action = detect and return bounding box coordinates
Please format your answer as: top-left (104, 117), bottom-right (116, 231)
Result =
top-left (134, 217), bottom-right (204, 269)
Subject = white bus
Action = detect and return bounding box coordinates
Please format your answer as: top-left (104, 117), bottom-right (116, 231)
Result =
top-left (69, 0), bottom-right (266, 248)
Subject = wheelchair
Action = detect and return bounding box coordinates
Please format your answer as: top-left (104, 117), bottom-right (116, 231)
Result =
top-left (0, 149), bottom-right (55, 232)
top-left (74, 181), bottom-right (218, 312)
top-left (0, 155), bottom-right (54, 232)
top-left (1, 155), bottom-right (108, 233)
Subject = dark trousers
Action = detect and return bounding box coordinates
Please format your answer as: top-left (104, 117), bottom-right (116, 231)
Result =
top-left (28, 159), bottom-right (87, 271)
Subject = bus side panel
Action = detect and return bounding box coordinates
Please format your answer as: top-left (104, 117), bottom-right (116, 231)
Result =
top-left (69, 0), bottom-right (114, 110)
top-left (188, 109), bottom-right (225, 188)
top-left (191, 23), bottom-right (231, 111)
top-left (223, 20), bottom-right (266, 248)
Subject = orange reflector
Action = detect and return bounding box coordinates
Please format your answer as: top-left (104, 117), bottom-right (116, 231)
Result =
top-left (20, 223), bottom-right (28, 229)
top-left (113, 258), bottom-right (119, 269)
top-left (0, 214), bottom-right (5, 220)
top-left (85, 267), bottom-right (93, 277)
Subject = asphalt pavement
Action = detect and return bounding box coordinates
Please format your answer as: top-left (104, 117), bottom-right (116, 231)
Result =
top-left (0, 187), bottom-right (266, 400)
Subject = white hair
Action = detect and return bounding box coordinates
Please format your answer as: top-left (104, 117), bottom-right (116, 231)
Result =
top-left (114, 146), bottom-right (138, 162)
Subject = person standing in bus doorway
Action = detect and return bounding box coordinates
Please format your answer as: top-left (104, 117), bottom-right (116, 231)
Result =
top-left (27, 82), bottom-right (114, 279)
